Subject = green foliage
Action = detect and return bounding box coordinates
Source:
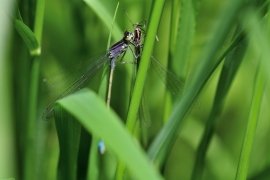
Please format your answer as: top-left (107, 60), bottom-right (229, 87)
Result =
top-left (2, 0), bottom-right (270, 179)
top-left (55, 89), bottom-right (162, 180)
top-left (14, 20), bottom-right (40, 55)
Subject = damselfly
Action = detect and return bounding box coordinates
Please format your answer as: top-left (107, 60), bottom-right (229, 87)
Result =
top-left (42, 31), bottom-right (137, 120)
top-left (127, 18), bottom-right (198, 126)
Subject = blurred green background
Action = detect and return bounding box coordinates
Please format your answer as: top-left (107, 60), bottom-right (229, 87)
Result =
top-left (1, 0), bottom-right (270, 179)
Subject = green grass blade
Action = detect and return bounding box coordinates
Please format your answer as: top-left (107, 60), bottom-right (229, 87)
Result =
top-left (191, 1), bottom-right (268, 179)
top-left (235, 10), bottom-right (270, 180)
top-left (107, 2), bottom-right (119, 49)
top-left (20, 0), bottom-right (45, 179)
top-left (163, 0), bottom-right (202, 123)
top-left (191, 23), bottom-right (248, 180)
top-left (54, 106), bottom-right (81, 180)
top-left (147, 0), bottom-right (246, 168)
top-left (114, 1), bottom-right (166, 179)
top-left (56, 89), bottom-right (163, 180)
top-left (171, 0), bottom-right (201, 79)
top-left (88, 3), bottom-right (120, 179)
top-left (14, 20), bottom-right (39, 55)
top-left (235, 54), bottom-right (266, 180)
top-left (126, 0), bottom-right (165, 136)
top-left (87, 137), bottom-right (100, 180)
top-left (83, 0), bottom-right (122, 41)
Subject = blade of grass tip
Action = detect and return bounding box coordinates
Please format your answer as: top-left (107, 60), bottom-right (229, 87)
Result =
top-left (56, 89), bottom-right (163, 180)
top-left (192, 1), bottom-right (269, 179)
top-left (87, 3), bottom-right (119, 180)
top-left (114, 1), bottom-right (166, 179)
top-left (235, 10), bottom-right (270, 180)
top-left (22, 0), bottom-right (45, 179)
top-left (83, 0), bottom-right (122, 41)
top-left (147, 0), bottom-right (246, 169)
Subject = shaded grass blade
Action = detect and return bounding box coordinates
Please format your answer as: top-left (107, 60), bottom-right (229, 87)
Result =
top-left (54, 106), bottom-right (81, 180)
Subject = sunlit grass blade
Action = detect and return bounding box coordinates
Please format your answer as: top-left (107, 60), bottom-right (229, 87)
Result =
top-left (56, 89), bottom-right (163, 180)
top-left (88, 3), bottom-right (119, 179)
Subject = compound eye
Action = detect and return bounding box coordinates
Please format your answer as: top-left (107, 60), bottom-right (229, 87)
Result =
top-left (125, 32), bottom-right (133, 41)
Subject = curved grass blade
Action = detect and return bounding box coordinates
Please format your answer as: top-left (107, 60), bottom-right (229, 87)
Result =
top-left (235, 10), bottom-right (270, 180)
top-left (14, 19), bottom-right (40, 56)
top-left (56, 89), bottom-right (163, 180)
top-left (147, 0), bottom-right (246, 169)
top-left (192, 1), bottom-right (269, 179)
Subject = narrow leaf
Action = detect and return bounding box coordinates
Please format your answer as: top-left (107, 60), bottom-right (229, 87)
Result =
top-left (56, 89), bottom-right (163, 180)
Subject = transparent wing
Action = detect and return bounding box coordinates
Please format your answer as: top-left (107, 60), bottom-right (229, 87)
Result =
top-left (42, 53), bottom-right (110, 120)
top-left (138, 90), bottom-right (151, 127)
top-left (150, 57), bottom-right (185, 98)
top-left (43, 52), bottom-right (107, 92)
top-left (150, 56), bottom-right (200, 109)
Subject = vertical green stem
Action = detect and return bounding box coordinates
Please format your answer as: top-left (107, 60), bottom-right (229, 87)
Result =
top-left (126, 0), bottom-right (165, 135)
top-left (25, 0), bottom-right (45, 179)
top-left (115, 1), bottom-right (166, 179)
